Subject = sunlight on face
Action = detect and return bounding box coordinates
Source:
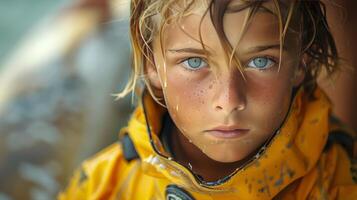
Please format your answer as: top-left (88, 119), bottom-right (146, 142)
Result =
top-left (150, 1), bottom-right (303, 163)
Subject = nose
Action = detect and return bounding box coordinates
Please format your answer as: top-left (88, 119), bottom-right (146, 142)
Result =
top-left (213, 69), bottom-right (246, 115)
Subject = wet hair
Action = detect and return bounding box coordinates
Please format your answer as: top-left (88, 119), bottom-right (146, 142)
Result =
top-left (115, 0), bottom-right (338, 100)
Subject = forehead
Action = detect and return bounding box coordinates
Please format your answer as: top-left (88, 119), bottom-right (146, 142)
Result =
top-left (158, 1), bottom-right (282, 50)
top-left (163, 0), bottom-right (289, 15)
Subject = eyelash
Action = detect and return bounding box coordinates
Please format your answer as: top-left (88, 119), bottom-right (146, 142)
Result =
top-left (178, 56), bottom-right (278, 72)
top-left (179, 57), bottom-right (208, 71)
top-left (245, 56), bottom-right (277, 71)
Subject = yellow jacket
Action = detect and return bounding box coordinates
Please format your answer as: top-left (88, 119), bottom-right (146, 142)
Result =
top-left (58, 87), bottom-right (357, 200)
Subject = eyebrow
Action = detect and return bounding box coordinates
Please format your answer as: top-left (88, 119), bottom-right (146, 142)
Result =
top-left (246, 44), bottom-right (284, 54)
top-left (227, 1), bottom-right (288, 16)
top-left (166, 48), bottom-right (213, 56)
top-left (226, 2), bottom-right (252, 13)
top-left (167, 44), bottom-right (284, 56)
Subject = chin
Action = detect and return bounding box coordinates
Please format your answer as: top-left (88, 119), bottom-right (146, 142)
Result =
top-left (205, 148), bottom-right (250, 163)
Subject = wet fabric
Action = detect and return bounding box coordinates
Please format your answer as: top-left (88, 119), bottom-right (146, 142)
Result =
top-left (58, 87), bottom-right (357, 200)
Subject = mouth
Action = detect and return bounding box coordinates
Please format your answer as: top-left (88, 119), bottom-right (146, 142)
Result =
top-left (205, 126), bottom-right (250, 139)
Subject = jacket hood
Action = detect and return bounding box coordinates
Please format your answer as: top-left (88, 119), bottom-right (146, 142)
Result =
top-left (121, 87), bottom-right (331, 199)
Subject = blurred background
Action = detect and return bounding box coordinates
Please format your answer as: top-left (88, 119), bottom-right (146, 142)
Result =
top-left (0, 0), bottom-right (356, 199)
top-left (0, 0), bottom-right (133, 199)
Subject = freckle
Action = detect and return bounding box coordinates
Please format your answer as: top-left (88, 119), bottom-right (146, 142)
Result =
top-left (209, 84), bottom-right (213, 89)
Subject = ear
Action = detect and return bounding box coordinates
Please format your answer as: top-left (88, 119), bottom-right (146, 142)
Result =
top-left (145, 57), bottom-right (163, 91)
top-left (292, 58), bottom-right (306, 87)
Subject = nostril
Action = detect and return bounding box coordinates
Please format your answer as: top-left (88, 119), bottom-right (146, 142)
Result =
top-left (215, 105), bottom-right (223, 110)
top-left (215, 104), bottom-right (246, 113)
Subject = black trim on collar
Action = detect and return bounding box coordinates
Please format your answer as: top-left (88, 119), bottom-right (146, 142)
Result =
top-left (159, 112), bottom-right (175, 158)
top-left (121, 133), bottom-right (140, 162)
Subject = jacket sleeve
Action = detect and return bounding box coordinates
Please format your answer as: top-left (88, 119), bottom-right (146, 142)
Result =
top-left (57, 143), bottom-right (129, 200)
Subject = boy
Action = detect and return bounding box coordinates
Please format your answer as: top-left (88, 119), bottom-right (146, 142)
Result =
top-left (59, 0), bottom-right (357, 199)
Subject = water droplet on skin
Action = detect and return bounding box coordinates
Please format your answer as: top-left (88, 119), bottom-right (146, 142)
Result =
top-left (168, 157), bottom-right (173, 161)
top-left (188, 139), bottom-right (193, 143)
top-left (188, 163), bottom-right (193, 170)
top-left (175, 104), bottom-right (179, 112)
top-left (163, 62), bottom-right (168, 88)
top-left (254, 154), bottom-right (260, 159)
top-left (201, 145), bottom-right (207, 154)
top-left (209, 139), bottom-right (223, 145)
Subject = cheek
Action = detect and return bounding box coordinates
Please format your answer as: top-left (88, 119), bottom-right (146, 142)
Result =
top-left (246, 71), bottom-right (293, 130)
top-left (161, 69), bottom-right (211, 131)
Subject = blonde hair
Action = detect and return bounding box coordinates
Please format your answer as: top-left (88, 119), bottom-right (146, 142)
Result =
top-left (115, 0), bottom-right (338, 100)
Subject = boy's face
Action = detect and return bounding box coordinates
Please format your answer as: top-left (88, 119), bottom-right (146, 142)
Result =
top-left (148, 1), bottom-right (303, 163)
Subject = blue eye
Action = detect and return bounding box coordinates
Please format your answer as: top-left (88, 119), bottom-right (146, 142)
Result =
top-left (182, 57), bottom-right (207, 70)
top-left (247, 57), bottom-right (275, 70)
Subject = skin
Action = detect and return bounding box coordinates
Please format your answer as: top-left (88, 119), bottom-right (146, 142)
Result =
top-left (147, 1), bottom-right (304, 181)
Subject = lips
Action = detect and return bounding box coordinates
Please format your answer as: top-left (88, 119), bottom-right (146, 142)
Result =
top-left (205, 126), bottom-right (249, 139)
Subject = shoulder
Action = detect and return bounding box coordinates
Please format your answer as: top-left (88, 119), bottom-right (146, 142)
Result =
top-left (324, 116), bottom-right (357, 184)
top-left (81, 143), bottom-right (126, 177)
top-left (323, 117), bottom-right (357, 186)
top-left (58, 138), bottom-right (141, 200)
top-left (324, 116), bottom-right (357, 159)
top-left (297, 117), bottom-right (357, 199)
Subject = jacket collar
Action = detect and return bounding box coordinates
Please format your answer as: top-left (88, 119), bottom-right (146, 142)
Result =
top-left (122, 87), bottom-right (331, 199)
